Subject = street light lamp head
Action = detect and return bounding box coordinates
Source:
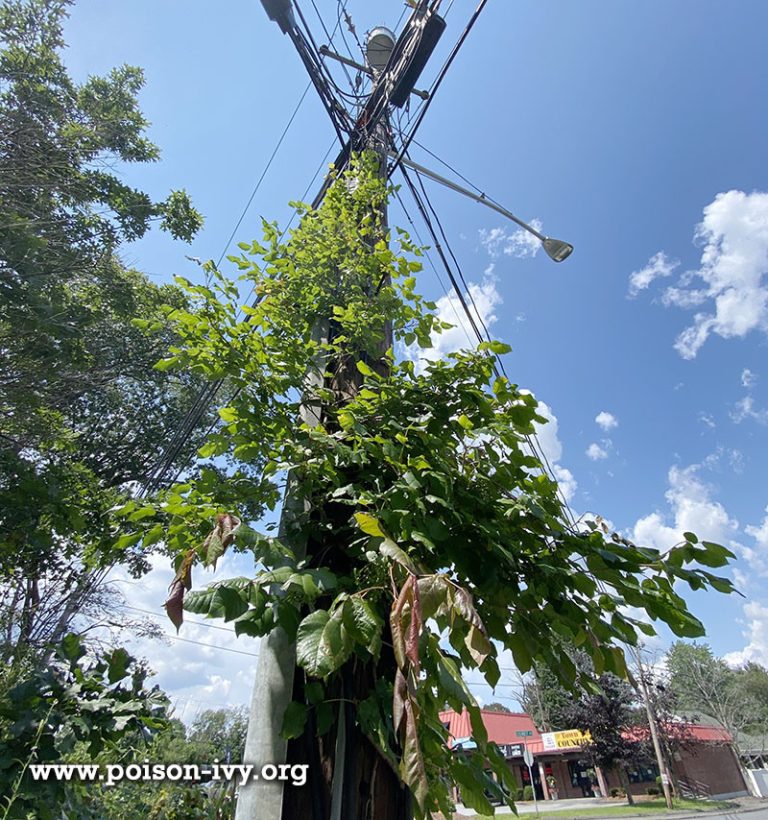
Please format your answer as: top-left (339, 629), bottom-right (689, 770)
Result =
top-left (259, 0), bottom-right (295, 33)
top-left (366, 27), bottom-right (396, 73)
top-left (542, 237), bottom-right (574, 263)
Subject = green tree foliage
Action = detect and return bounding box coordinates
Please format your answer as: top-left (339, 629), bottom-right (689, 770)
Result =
top-left (0, 634), bottom-right (168, 818)
top-left (131, 157), bottom-right (736, 817)
top-left (0, 0), bottom-right (202, 381)
top-left (666, 642), bottom-right (768, 753)
top-left (562, 674), bottom-right (650, 806)
top-left (521, 659), bottom-right (589, 732)
top-left (187, 707), bottom-right (248, 764)
top-left (0, 0), bottom-right (210, 659)
top-left (76, 709), bottom-right (246, 820)
top-left (484, 703), bottom-right (512, 714)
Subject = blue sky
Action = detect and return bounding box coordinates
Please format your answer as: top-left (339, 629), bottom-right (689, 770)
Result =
top-left (63, 1), bottom-right (768, 714)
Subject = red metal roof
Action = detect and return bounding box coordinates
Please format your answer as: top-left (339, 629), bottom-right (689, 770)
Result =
top-left (439, 709), bottom-right (732, 754)
top-left (440, 709), bottom-right (551, 752)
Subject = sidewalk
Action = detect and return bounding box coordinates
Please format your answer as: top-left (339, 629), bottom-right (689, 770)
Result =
top-left (454, 795), bottom-right (767, 819)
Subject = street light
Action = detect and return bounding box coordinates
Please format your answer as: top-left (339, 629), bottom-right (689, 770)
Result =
top-left (541, 238), bottom-right (574, 263)
top-left (392, 152), bottom-right (574, 262)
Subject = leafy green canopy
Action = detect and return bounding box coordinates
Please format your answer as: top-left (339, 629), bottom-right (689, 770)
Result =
top-left (0, 0), bottom-right (203, 416)
top-left (0, 0), bottom-right (210, 657)
top-left (0, 634), bottom-right (168, 818)
top-left (128, 156), bottom-right (736, 817)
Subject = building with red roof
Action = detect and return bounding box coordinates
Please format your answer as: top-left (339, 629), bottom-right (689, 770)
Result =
top-left (440, 709), bottom-right (749, 801)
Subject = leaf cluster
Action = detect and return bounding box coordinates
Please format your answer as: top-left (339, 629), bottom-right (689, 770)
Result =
top-left (138, 157), bottom-right (737, 817)
top-left (0, 634), bottom-right (168, 818)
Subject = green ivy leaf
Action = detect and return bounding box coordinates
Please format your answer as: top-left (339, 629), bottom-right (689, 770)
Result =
top-left (296, 609), bottom-right (352, 678)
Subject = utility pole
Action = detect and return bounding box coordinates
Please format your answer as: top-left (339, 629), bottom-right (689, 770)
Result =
top-left (237, 4), bottom-right (572, 817)
top-left (633, 648), bottom-right (675, 810)
top-left (237, 5), bottom-right (445, 818)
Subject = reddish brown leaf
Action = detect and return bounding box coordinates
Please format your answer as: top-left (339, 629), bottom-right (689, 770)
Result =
top-left (163, 547), bottom-right (196, 631)
top-left (406, 576), bottom-right (422, 674)
top-left (203, 512), bottom-right (241, 569)
top-left (393, 667), bottom-right (408, 735)
top-left (399, 700), bottom-right (428, 812)
top-left (389, 575), bottom-right (414, 671)
top-left (452, 586), bottom-right (485, 632)
top-left (164, 578), bottom-right (185, 632)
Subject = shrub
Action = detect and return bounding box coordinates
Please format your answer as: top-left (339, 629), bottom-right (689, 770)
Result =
top-left (523, 785), bottom-right (534, 801)
top-left (610, 787), bottom-right (626, 798)
top-left (516, 788), bottom-right (525, 801)
top-left (647, 787), bottom-right (661, 796)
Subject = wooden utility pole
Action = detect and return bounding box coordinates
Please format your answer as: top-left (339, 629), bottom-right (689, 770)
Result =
top-left (237, 5), bottom-right (445, 817)
top-left (633, 648), bottom-right (675, 810)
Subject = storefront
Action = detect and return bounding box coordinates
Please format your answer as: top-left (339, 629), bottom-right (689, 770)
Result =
top-left (440, 708), bottom-right (749, 800)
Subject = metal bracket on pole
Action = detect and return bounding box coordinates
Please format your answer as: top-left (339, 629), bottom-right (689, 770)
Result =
top-left (319, 46), bottom-right (430, 100)
top-left (390, 152), bottom-right (574, 262)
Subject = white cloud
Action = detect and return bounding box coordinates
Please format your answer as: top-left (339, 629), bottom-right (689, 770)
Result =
top-left (107, 552), bottom-right (260, 715)
top-left (724, 601), bottom-right (768, 668)
top-left (553, 465), bottom-right (577, 503)
top-left (405, 275), bottom-right (501, 371)
top-left (638, 191), bottom-right (768, 358)
top-left (632, 462), bottom-right (739, 551)
top-left (746, 509), bottom-right (768, 548)
top-left (741, 368), bottom-right (757, 388)
top-left (731, 395), bottom-right (768, 425)
top-left (698, 412), bottom-right (716, 429)
top-left (628, 251), bottom-right (679, 296)
top-left (586, 442), bottom-right (609, 461)
top-left (479, 220), bottom-right (543, 260)
top-left (629, 191), bottom-right (768, 357)
top-left (595, 411), bottom-right (618, 431)
top-left (532, 400), bottom-right (577, 502)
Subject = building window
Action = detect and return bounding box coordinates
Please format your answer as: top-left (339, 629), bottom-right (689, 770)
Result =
top-left (627, 764), bottom-right (659, 784)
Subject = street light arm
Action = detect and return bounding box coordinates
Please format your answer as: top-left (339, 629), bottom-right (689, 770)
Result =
top-left (391, 152), bottom-right (573, 262)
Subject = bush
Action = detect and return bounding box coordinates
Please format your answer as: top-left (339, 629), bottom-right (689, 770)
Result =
top-left (523, 785), bottom-right (534, 801)
top-left (610, 788), bottom-right (626, 798)
top-left (516, 788), bottom-right (525, 801)
top-left (647, 787), bottom-right (661, 796)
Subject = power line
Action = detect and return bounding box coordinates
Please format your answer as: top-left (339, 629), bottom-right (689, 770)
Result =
top-left (215, 81), bottom-right (313, 269)
top-left (390, 0), bottom-right (491, 178)
top-left (124, 604), bottom-right (237, 634)
top-left (397, 161), bottom-right (579, 531)
top-left (392, 187), bottom-right (476, 350)
top-left (83, 616), bottom-right (260, 658)
top-left (143, 138), bottom-right (338, 494)
top-left (168, 633), bottom-right (259, 659)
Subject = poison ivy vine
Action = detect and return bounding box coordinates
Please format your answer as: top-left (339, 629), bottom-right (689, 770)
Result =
top-left (124, 154), bottom-right (736, 817)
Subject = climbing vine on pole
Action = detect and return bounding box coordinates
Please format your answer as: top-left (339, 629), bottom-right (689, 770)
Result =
top-left (123, 155), bottom-right (736, 817)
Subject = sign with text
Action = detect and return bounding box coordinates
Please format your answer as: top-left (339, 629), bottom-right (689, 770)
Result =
top-left (499, 743), bottom-right (524, 758)
top-left (540, 729), bottom-right (592, 751)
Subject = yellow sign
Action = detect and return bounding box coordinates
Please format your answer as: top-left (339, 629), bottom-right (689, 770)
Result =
top-left (541, 729), bottom-right (592, 751)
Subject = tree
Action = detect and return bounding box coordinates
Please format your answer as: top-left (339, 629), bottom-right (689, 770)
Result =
top-left (563, 674), bottom-right (650, 805)
top-left (0, 634), bottom-right (168, 817)
top-left (666, 642), bottom-right (768, 756)
top-left (0, 0), bottom-right (202, 395)
top-left (129, 157), bottom-right (737, 818)
top-left (0, 267), bottom-right (222, 660)
top-left (521, 657), bottom-right (591, 732)
top-left (667, 642), bottom-right (747, 753)
top-left (0, 0), bottom-right (210, 660)
top-left (484, 703), bottom-right (513, 714)
top-left (188, 707), bottom-right (249, 764)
